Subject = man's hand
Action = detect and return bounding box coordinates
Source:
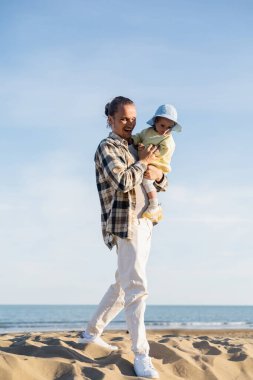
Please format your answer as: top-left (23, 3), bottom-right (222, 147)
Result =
top-left (144, 165), bottom-right (163, 182)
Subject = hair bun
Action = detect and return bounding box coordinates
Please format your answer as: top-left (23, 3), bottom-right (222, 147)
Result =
top-left (105, 102), bottom-right (110, 116)
top-left (105, 96), bottom-right (134, 119)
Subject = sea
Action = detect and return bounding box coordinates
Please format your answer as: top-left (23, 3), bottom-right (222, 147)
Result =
top-left (1, 305), bottom-right (253, 334)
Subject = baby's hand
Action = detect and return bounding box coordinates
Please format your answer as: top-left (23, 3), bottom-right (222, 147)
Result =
top-left (154, 148), bottom-right (160, 157)
top-left (137, 143), bottom-right (145, 151)
top-left (138, 144), bottom-right (158, 165)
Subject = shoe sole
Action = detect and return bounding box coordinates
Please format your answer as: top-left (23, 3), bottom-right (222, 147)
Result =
top-left (78, 337), bottom-right (118, 351)
top-left (134, 369), bottom-right (159, 379)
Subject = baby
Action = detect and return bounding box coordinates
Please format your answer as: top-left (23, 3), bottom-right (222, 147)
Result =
top-left (132, 104), bottom-right (182, 223)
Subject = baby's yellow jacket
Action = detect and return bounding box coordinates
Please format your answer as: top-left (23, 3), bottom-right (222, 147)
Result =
top-left (132, 127), bottom-right (175, 173)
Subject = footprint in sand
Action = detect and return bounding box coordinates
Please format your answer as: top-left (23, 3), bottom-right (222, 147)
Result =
top-left (149, 341), bottom-right (181, 364)
top-left (110, 337), bottom-right (124, 342)
top-left (210, 339), bottom-right (230, 346)
top-left (158, 338), bottom-right (170, 343)
top-left (226, 347), bottom-right (248, 362)
top-left (210, 338), bottom-right (243, 348)
top-left (228, 352), bottom-right (247, 361)
top-left (82, 367), bottom-right (104, 380)
top-left (193, 340), bottom-right (221, 355)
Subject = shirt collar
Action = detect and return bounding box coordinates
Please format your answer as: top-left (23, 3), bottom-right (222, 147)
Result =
top-left (109, 132), bottom-right (129, 147)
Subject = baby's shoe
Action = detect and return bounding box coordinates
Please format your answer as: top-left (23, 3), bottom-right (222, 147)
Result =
top-left (142, 205), bottom-right (163, 223)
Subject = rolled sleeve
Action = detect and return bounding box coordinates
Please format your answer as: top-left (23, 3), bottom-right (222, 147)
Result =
top-left (97, 140), bottom-right (146, 193)
top-left (154, 174), bottom-right (168, 192)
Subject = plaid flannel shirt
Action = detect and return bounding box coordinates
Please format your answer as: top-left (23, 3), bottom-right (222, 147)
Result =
top-left (95, 132), bottom-right (168, 249)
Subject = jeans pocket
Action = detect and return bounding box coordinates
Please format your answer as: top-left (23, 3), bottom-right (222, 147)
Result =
top-left (144, 218), bottom-right (153, 240)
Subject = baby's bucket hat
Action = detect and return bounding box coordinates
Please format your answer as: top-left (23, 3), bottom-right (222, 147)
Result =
top-left (147, 104), bottom-right (182, 132)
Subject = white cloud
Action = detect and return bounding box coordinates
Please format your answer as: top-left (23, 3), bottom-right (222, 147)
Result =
top-left (0, 149), bottom-right (252, 304)
top-left (0, 150), bottom-right (117, 303)
top-left (0, 151), bottom-right (253, 303)
top-left (1, 35), bottom-right (252, 131)
top-left (147, 182), bottom-right (253, 304)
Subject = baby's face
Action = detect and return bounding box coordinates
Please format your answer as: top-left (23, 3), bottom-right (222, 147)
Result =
top-left (155, 117), bottom-right (175, 136)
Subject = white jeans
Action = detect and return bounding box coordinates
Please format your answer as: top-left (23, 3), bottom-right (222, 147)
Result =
top-left (86, 218), bottom-right (153, 354)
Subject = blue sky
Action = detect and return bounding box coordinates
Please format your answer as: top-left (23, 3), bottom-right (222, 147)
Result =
top-left (0, 0), bottom-right (252, 305)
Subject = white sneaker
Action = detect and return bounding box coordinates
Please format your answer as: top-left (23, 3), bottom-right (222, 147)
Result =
top-left (134, 355), bottom-right (159, 378)
top-left (78, 331), bottom-right (118, 351)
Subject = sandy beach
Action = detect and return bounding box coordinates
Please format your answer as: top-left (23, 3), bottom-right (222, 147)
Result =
top-left (0, 329), bottom-right (253, 379)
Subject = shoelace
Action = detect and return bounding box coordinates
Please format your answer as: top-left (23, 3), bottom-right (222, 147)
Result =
top-left (142, 357), bottom-right (155, 369)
